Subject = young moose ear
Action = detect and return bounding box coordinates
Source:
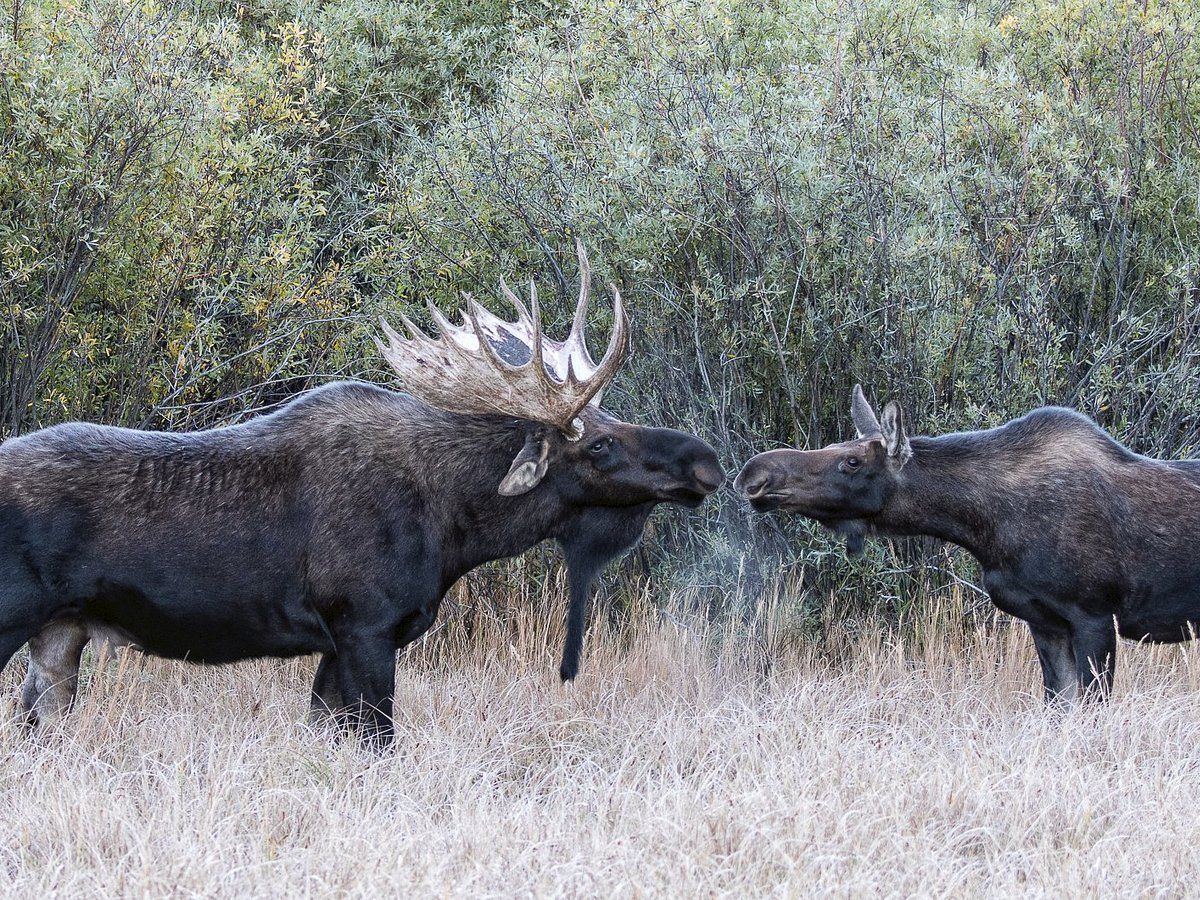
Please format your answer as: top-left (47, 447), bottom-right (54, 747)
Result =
top-left (498, 433), bottom-right (551, 496)
top-left (880, 401), bottom-right (912, 465)
top-left (851, 384), bottom-right (883, 439)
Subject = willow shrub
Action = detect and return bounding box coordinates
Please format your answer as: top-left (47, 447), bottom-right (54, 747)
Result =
top-left (0, 0), bottom-right (516, 434)
top-left (369, 0), bottom-right (1200, 628)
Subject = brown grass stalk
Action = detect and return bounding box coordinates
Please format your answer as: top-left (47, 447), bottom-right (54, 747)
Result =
top-left (3, 581), bottom-right (1200, 896)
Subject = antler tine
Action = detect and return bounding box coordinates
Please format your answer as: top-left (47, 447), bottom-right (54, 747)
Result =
top-left (465, 295), bottom-right (521, 375)
top-left (376, 315), bottom-right (437, 379)
top-left (567, 241), bottom-right (596, 368)
top-left (527, 278), bottom-right (545, 375)
top-left (484, 277), bottom-right (549, 406)
top-left (376, 314), bottom-right (455, 402)
top-left (466, 289), bottom-right (519, 338)
top-left (499, 276), bottom-right (533, 329)
top-left (377, 316), bottom-right (404, 349)
top-left (571, 284), bottom-right (628, 399)
top-left (380, 313), bottom-right (427, 347)
top-left (426, 299), bottom-right (475, 353)
top-left (371, 331), bottom-right (391, 363)
top-left (475, 281), bottom-right (541, 368)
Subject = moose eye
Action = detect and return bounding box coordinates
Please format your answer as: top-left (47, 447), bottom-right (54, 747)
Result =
top-left (843, 455), bottom-right (861, 470)
top-left (588, 438), bottom-right (610, 455)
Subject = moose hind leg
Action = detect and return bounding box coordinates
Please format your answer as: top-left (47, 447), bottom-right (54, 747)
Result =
top-left (21, 618), bottom-right (91, 728)
top-left (309, 652), bottom-right (344, 725)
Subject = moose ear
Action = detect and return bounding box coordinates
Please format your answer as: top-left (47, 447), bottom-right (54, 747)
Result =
top-left (880, 401), bottom-right (912, 465)
top-left (851, 384), bottom-right (883, 439)
top-left (498, 433), bottom-right (550, 496)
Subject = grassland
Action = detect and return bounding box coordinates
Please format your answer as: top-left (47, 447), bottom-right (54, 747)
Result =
top-left (3, 581), bottom-right (1199, 898)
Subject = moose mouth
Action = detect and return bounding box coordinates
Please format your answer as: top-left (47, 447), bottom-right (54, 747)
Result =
top-left (753, 490), bottom-right (865, 519)
top-left (666, 465), bottom-right (725, 507)
top-left (746, 492), bottom-right (790, 513)
top-left (666, 482), bottom-right (719, 507)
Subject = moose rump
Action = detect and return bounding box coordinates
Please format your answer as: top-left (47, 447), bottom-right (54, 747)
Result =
top-left (736, 384), bottom-right (1200, 702)
top-left (6, 432), bottom-right (337, 662)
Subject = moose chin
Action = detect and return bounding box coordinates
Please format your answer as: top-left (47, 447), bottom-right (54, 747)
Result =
top-left (0, 243), bottom-right (724, 744)
top-left (737, 384), bottom-right (1200, 704)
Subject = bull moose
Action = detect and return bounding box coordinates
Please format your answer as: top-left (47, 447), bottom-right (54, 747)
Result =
top-left (736, 384), bottom-right (1200, 703)
top-left (0, 245), bottom-right (724, 743)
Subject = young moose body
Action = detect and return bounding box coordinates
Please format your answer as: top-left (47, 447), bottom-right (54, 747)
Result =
top-left (1, 250), bottom-right (723, 742)
top-left (736, 386), bottom-right (1200, 702)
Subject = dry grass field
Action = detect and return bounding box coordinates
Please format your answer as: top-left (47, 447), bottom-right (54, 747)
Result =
top-left (4, 581), bottom-right (1200, 898)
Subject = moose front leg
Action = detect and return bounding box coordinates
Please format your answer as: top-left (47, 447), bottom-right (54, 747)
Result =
top-left (1028, 614), bottom-right (1117, 703)
top-left (334, 634), bottom-right (397, 747)
top-left (1028, 621), bottom-right (1079, 704)
top-left (987, 574), bottom-right (1084, 704)
top-left (309, 595), bottom-right (439, 732)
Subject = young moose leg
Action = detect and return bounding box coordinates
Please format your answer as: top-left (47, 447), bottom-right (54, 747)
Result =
top-left (560, 564), bottom-right (597, 683)
top-left (558, 507), bottom-right (651, 682)
top-left (1028, 621), bottom-right (1080, 704)
top-left (21, 618), bottom-right (91, 728)
top-left (1070, 615), bottom-right (1117, 701)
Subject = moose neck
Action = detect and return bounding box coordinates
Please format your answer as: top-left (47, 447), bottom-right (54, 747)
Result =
top-left (421, 417), bottom-right (571, 582)
top-left (873, 434), bottom-right (1007, 567)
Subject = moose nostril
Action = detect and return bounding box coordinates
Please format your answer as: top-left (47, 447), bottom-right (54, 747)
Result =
top-left (692, 463), bottom-right (726, 492)
top-left (735, 470), bottom-right (770, 498)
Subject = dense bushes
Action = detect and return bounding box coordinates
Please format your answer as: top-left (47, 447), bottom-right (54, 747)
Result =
top-left (3, 0), bottom-right (1199, 626)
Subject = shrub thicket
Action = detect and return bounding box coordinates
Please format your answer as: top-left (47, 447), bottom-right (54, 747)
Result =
top-left (2, 0), bottom-right (1198, 631)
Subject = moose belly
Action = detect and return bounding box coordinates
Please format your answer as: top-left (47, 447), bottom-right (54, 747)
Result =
top-left (1116, 616), bottom-right (1200, 644)
top-left (79, 579), bottom-right (333, 663)
top-left (1117, 578), bottom-right (1200, 644)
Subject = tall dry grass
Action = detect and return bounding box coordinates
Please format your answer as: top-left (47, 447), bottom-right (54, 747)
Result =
top-left (4, 580), bottom-right (1200, 897)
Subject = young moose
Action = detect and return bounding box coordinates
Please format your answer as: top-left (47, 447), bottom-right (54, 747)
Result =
top-left (736, 385), bottom-right (1200, 703)
top-left (0, 246), bottom-right (724, 743)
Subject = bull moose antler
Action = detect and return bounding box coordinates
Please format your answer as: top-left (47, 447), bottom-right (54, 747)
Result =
top-left (376, 243), bottom-right (628, 438)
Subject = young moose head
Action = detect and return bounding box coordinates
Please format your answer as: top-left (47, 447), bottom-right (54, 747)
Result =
top-left (734, 385), bottom-right (909, 552)
top-left (376, 243), bottom-right (724, 508)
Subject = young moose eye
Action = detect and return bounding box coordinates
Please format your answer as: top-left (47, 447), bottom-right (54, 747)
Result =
top-left (842, 455), bottom-right (861, 471)
top-left (588, 437), bottom-right (610, 455)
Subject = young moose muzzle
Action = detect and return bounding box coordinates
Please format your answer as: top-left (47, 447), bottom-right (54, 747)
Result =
top-left (737, 384), bottom-right (1200, 704)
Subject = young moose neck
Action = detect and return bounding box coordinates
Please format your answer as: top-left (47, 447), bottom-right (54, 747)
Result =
top-left (873, 435), bottom-right (1007, 568)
